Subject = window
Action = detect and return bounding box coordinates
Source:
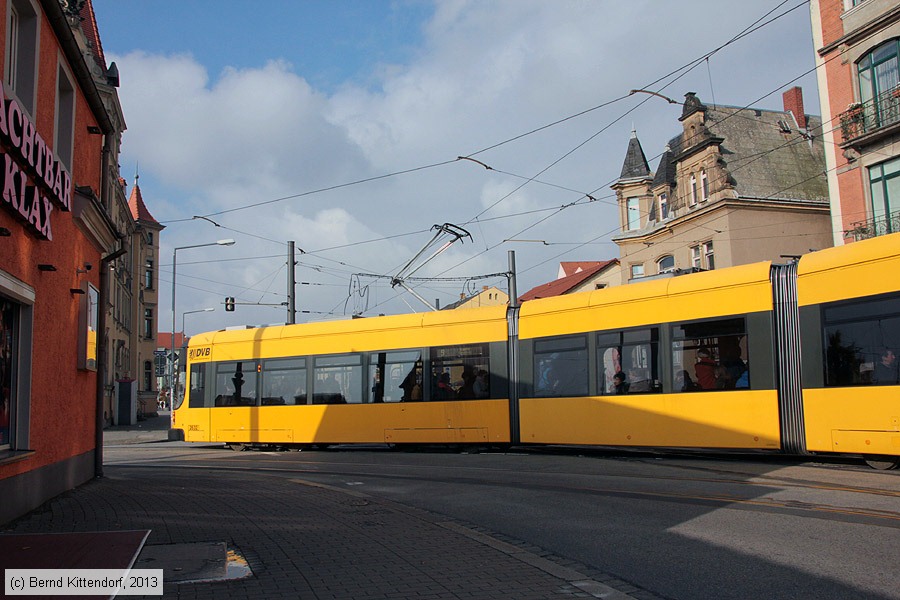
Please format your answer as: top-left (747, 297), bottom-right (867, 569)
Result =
top-left (146, 231), bottom-right (154, 246)
top-left (534, 335), bottom-right (588, 397)
top-left (630, 264), bottom-right (644, 279)
top-left (143, 308), bottom-right (153, 340)
top-left (187, 363), bottom-right (208, 408)
top-left (690, 173), bottom-right (698, 206)
top-left (262, 357), bottom-right (307, 405)
top-left (700, 170), bottom-right (709, 202)
top-left (1, 297), bottom-right (19, 448)
top-left (143, 361), bottom-right (153, 392)
top-left (213, 361), bottom-right (258, 406)
top-left (313, 354), bottom-right (362, 404)
top-left (55, 63), bottom-right (76, 170)
top-left (658, 193), bottom-right (668, 220)
top-left (868, 157), bottom-right (900, 235)
top-left (369, 350), bottom-right (423, 403)
top-left (431, 343), bottom-right (491, 400)
top-left (626, 197), bottom-right (640, 230)
top-left (858, 40), bottom-right (900, 130)
top-left (823, 293), bottom-right (900, 386)
top-left (144, 259), bottom-right (154, 290)
top-left (671, 318), bottom-right (750, 391)
top-left (703, 241), bottom-right (715, 270)
top-left (691, 245), bottom-right (702, 269)
top-left (657, 255), bottom-right (675, 274)
top-left (598, 329), bottom-right (660, 395)
top-left (5, 0), bottom-right (38, 114)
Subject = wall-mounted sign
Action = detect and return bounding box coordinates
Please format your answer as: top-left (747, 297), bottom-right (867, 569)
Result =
top-left (0, 84), bottom-right (74, 241)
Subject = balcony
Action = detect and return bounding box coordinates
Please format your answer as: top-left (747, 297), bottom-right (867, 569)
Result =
top-left (846, 210), bottom-right (900, 241)
top-left (840, 85), bottom-right (900, 144)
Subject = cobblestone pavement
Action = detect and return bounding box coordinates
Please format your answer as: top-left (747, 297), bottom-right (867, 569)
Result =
top-left (1, 417), bottom-right (664, 600)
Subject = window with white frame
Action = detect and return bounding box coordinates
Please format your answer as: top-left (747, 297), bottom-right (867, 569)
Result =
top-left (5, 0), bottom-right (38, 114)
top-left (626, 197), bottom-right (640, 230)
top-left (144, 259), bottom-right (154, 290)
top-left (868, 156), bottom-right (900, 235)
top-left (630, 264), bottom-right (644, 279)
top-left (690, 174), bottom-right (698, 206)
top-left (691, 245), bottom-right (702, 269)
top-left (55, 63), bottom-right (76, 171)
top-left (657, 255), bottom-right (675, 274)
top-left (703, 241), bottom-right (715, 270)
top-left (701, 170), bottom-right (709, 202)
top-left (658, 193), bottom-right (668, 219)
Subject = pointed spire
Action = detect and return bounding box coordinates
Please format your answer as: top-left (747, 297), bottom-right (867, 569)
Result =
top-left (619, 131), bottom-right (651, 179)
top-left (128, 171), bottom-right (159, 225)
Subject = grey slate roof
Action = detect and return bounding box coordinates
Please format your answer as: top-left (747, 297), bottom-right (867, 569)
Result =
top-left (651, 145), bottom-right (676, 189)
top-left (619, 132), bottom-right (651, 179)
top-left (669, 104), bottom-right (828, 203)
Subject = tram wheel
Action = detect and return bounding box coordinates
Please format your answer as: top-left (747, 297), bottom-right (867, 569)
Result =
top-left (865, 456), bottom-right (899, 470)
top-left (227, 443), bottom-right (246, 452)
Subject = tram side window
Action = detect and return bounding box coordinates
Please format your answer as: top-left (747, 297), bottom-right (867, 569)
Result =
top-left (671, 318), bottom-right (749, 391)
top-left (213, 361), bottom-right (259, 406)
top-left (369, 350), bottom-right (422, 402)
top-left (314, 354), bottom-right (362, 404)
top-left (262, 358), bottom-right (307, 405)
top-left (188, 363), bottom-right (207, 408)
top-left (823, 294), bottom-right (900, 386)
top-left (534, 335), bottom-right (588, 397)
top-left (598, 329), bottom-right (660, 395)
top-left (430, 343), bottom-right (491, 400)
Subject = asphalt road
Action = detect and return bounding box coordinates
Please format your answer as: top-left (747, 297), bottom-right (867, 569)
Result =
top-left (106, 442), bottom-right (900, 600)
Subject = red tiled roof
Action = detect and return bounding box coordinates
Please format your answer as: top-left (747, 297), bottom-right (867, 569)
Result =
top-left (128, 182), bottom-right (160, 225)
top-left (559, 261), bottom-right (605, 278)
top-left (79, 0), bottom-right (106, 72)
top-left (157, 332), bottom-right (186, 350)
top-left (519, 259), bottom-right (618, 302)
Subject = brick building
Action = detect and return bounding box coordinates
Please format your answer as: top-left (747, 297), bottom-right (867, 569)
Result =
top-left (0, 0), bottom-right (136, 523)
top-left (810, 0), bottom-right (900, 243)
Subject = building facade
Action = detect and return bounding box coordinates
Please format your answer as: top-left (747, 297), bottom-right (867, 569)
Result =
top-left (0, 0), bottom-right (121, 523)
top-left (611, 90), bottom-right (834, 283)
top-left (518, 260), bottom-right (620, 302)
top-left (810, 0), bottom-right (900, 243)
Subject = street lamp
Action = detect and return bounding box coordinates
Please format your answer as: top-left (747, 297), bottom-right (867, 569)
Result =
top-left (169, 239), bottom-right (235, 422)
top-left (182, 307), bottom-right (215, 339)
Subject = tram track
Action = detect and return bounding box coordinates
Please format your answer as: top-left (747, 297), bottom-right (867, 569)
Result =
top-left (105, 447), bottom-right (900, 527)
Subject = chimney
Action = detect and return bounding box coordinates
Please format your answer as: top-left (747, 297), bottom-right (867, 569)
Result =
top-left (783, 86), bottom-right (807, 130)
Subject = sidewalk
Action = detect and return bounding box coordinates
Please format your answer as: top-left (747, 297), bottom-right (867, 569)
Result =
top-left (1, 422), bottom-right (656, 600)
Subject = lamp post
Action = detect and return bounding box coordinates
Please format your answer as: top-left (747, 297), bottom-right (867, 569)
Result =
top-left (182, 307), bottom-right (215, 339)
top-left (169, 239), bottom-right (235, 425)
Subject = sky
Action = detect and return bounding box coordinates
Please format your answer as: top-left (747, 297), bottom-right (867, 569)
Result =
top-left (90, 0), bottom-right (822, 336)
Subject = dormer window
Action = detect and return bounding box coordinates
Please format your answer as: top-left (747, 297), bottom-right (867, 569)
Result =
top-left (626, 197), bottom-right (640, 231)
top-left (658, 193), bottom-right (669, 219)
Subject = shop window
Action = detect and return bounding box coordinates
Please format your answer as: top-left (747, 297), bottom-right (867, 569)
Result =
top-left (671, 318), bottom-right (750, 391)
top-left (823, 293), bottom-right (900, 386)
top-left (534, 335), bottom-right (588, 397)
top-left (369, 350), bottom-right (422, 403)
top-left (5, 0), bottom-right (38, 114)
top-left (598, 329), bottom-right (660, 395)
top-left (262, 357), bottom-right (306, 405)
top-left (0, 273), bottom-right (34, 452)
top-left (430, 343), bottom-right (491, 400)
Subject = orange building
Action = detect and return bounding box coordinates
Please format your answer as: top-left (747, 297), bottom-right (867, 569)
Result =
top-left (0, 0), bottom-right (119, 523)
top-left (810, 0), bottom-right (900, 243)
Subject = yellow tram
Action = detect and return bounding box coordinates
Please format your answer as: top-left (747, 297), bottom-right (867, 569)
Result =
top-left (173, 232), bottom-right (900, 467)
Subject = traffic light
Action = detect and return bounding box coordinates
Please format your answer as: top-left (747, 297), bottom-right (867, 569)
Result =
top-left (225, 296), bottom-right (235, 312)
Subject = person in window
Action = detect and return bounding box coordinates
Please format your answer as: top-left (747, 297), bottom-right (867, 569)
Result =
top-left (694, 348), bottom-right (717, 390)
top-left (457, 367), bottom-right (476, 400)
top-left (473, 370), bottom-right (489, 398)
top-left (874, 348), bottom-right (898, 385)
top-left (613, 371), bottom-right (630, 395)
top-left (675, 370), bottom-right (698, 392)
top-left (435, 372), bottom-right (455, 400)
